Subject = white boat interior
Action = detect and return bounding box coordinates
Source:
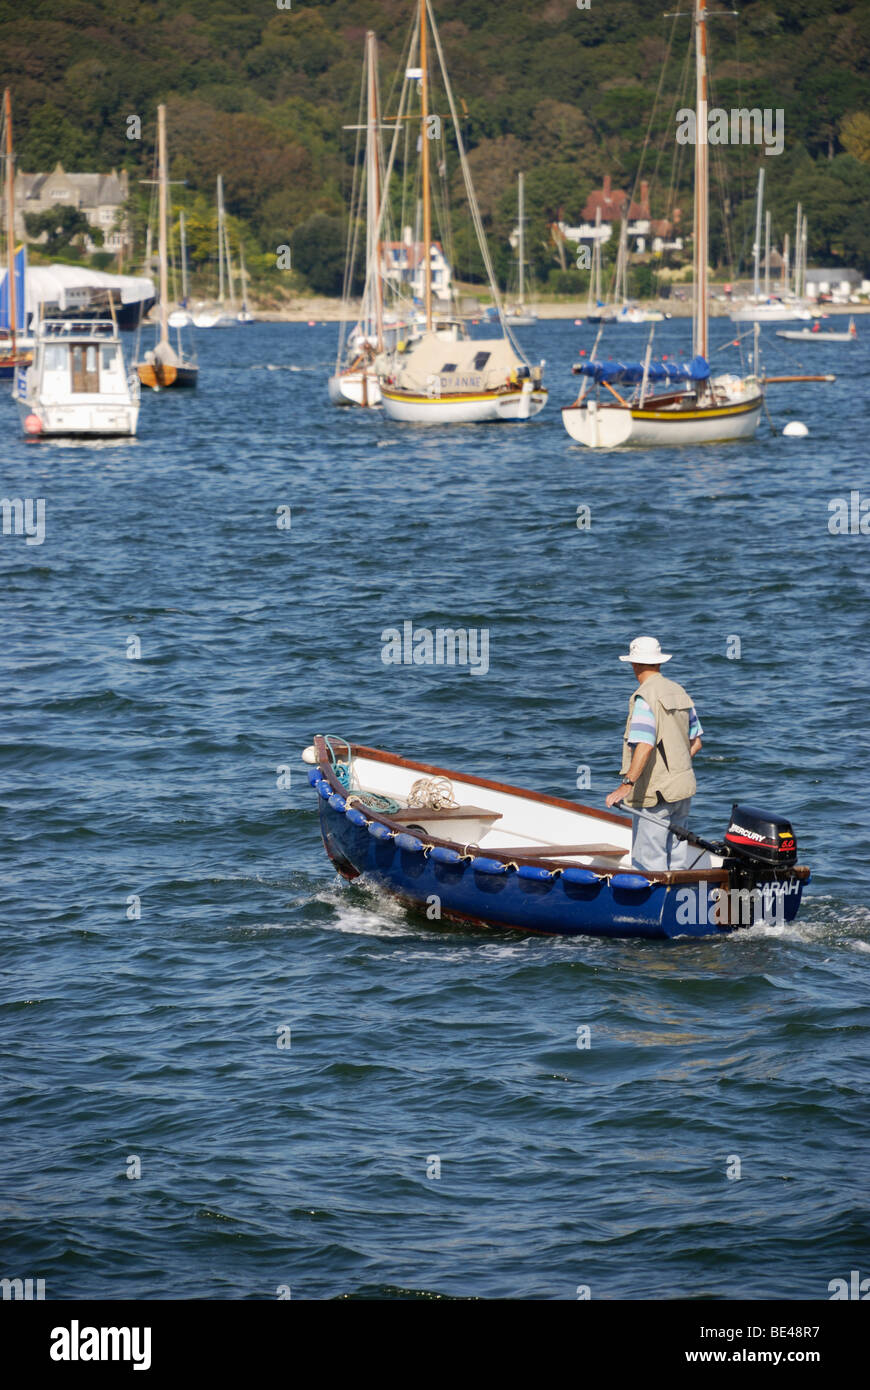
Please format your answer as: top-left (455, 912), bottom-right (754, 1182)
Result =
top-left (306, 745), bottom-right (723, 875)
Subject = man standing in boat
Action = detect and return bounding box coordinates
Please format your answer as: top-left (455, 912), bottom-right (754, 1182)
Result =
top-left (605, 636), bottom-right (703, 872)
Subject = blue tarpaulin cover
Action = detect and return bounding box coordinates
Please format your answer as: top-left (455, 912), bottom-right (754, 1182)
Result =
top-left (575, 354), bottom-right (710, 384)
top-left (0, 244), bottom-right (26, 331)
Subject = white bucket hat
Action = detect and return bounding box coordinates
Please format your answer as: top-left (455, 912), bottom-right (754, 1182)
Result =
top-left (619, 635), bottom-right (672, 664)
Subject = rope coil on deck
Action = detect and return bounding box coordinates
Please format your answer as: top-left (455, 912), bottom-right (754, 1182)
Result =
top-left (407, 776), bottom-right (458, 810)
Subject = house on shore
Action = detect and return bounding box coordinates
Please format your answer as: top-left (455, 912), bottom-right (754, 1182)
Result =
top-left (7, 163), bottom-right (131, 255)
top-left (805, 268), bottom-right (867, 301)
top-left (381, 227), bottom-right (453, 303)
top-left (559, 175), bottom-right (683, 256)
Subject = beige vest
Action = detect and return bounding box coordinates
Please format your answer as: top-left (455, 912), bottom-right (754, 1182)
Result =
top-left (621, 671), bottom-right (697, 808)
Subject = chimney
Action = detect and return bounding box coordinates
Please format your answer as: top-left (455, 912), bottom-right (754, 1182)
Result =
top-left (603, 174), bottom-right (611, 201)
top-left (640, 180), bottom-right (650, 217)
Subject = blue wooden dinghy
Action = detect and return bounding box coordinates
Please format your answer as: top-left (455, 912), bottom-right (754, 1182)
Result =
top-left (303, 737), bottom-right (810, 940)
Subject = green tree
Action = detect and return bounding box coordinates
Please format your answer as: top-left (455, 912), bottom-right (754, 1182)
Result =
top-left (290, 214), bottom-right (346, 296)
top-left (840, 113), bottom-right (870, 165)
top-left (24, 205), bottom-right (93, 255)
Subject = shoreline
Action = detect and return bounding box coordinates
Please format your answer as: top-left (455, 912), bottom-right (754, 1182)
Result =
top-left (252, 298), bottom-right (870, 323)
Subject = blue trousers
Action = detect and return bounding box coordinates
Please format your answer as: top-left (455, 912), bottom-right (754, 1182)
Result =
top-left (631, 796), bottom-right (693, 872)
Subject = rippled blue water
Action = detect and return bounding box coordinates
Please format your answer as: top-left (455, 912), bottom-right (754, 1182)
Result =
top-left (1, 318), bottom-right (868, 1300)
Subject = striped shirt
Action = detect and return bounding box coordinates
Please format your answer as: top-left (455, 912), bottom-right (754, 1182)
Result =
top-left (628, 696), bottom-right (702, 747)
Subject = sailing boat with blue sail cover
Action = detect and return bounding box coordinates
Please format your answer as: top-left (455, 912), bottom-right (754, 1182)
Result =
top-left (0, 244), bottom-right (29, 379)
top-left (562, 0), bottom-right (763, 449)
top-left (0, 90), bottom-right (32, 380)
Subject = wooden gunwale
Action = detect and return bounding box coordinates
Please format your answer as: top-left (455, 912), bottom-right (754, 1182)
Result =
top-left (311, 737), bottom-right (752, 887)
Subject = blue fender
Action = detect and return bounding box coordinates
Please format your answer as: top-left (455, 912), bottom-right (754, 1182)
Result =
top-left (611, 873), bottom-right (652, 891)
top-left (471, 856), bottom-right (508, 875)
top-left (395, 833), bottom-right (425, 853)
top-left (562, 866), bottom-right (600, 886)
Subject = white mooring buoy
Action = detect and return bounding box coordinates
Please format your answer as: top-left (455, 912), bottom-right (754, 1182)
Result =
top-left (782, 421), bottom-right (809, 437)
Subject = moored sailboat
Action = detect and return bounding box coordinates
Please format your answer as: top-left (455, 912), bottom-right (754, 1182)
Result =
top-left (375, 0), bottom-right (546, 424)
top-left (729, 172), bottom-right (812, 323)
top-left (586, 218), bottom-right (664, 325)
top-left (133, 105), bottom-right (198, 389)
top-left (329, 30), bottom-right (386, 407)
top-left (193, 175), bottom-right (237, 328)
top-left (504, 173), bottom-right (538, 327)
top-left (0, 89), bottom-right (33, 380)
top-left (562, 0), bottom-right (763, 449)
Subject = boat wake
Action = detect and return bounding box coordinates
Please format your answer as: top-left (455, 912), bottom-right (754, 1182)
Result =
top-left (257, 363), bottom-right (316, 372)
top-left (729, 898), bottom-right (870, 948)
top-left (310, 882), bottom-right (424, 939)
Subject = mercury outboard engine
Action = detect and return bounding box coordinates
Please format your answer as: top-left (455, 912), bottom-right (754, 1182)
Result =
top-left (679, 804), bottom-right (802, 926)
top-left (723, 804), bottom-right (798, 868)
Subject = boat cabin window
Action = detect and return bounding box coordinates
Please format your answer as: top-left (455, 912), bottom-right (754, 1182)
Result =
top-left (71, 344), bottom-right (99, 393)
top-left (100, 344), bottom-right (119, 373)
top-left (42, 343), bottom-right (68, 375)
top-left (472, 351), bottom-right (491, 370)
top-left (441, 362), bottom-right (457, 373)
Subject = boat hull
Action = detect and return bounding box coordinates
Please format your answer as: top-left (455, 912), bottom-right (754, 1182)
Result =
top-left (136, 362), bottom-right (198, 389)
top-left (314, 786), bottom-right (805, 940)
top-left (306, 744), bottom-right (809, 941)
top-left (562, 394), bottom-right (762, 448)
top-left (729, 305), bottom-right (812, 323)
top-left (0, 351), bottom-right (33, 381)
top-left (775, 330), bottom-right (854, 342)
top-left (16, 400), bottom-right (139, 437)
top-left (380, 385), bottom-right (547, 423)
top-left (328, 369), bottom-right (382, 407)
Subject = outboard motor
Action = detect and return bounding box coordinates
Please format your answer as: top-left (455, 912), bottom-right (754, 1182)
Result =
top-left (718, 804), bottom-right (801, 926)
top-left (724, 805), bottom-right (797, 867)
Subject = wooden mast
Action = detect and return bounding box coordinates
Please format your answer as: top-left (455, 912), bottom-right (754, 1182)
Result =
top-left (366, 30), bottom-right (384, 349)
top-left (157, 103), bottom-right (169, 348)
top-left (693, 0), bottom-right (708, 362)
top-left (419, 0), bottom-right (432, 331)
top-left (4, 88), bottom-right (16, 352)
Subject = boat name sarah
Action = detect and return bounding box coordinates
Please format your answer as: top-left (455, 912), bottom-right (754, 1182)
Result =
top-left (675, 881), bottom-right (800, 928)
top-left (381, 621), bottom-right (490, 676)
top-left (675, 107), bottom-right (784, 157)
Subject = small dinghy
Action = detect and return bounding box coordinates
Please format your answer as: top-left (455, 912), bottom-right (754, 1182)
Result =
top-left (303, 737), bottom-right (810, 939)
top-left (776, 318), bottom-right (857, 343)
